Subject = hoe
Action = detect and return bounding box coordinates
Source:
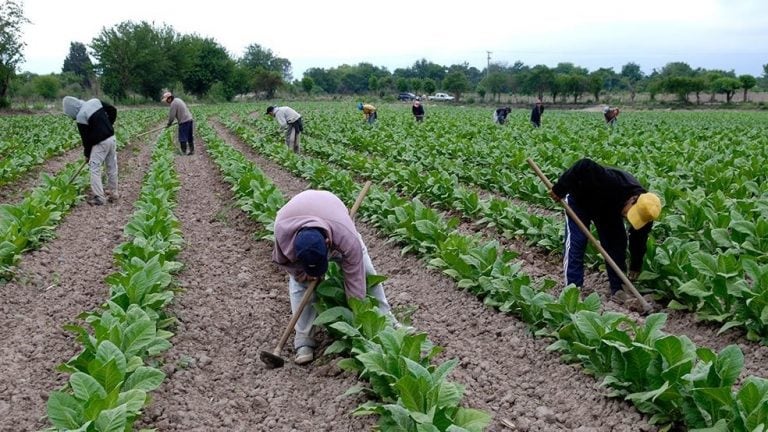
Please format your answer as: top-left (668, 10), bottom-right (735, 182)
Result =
top-left (260, 181), bottom-right (372, 368)
top-left (527, 158), bottom-right (653, 314)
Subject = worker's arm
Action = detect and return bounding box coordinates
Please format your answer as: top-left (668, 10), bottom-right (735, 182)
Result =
top-left (627, 222), bottom-right (652, 272)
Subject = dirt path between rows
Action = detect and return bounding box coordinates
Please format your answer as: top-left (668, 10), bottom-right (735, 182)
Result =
top-left (0, 135), bottom-right (156, 431)
top-left (199, 120), bottom-right (655, 431)
top-left (139, 134), bottom-right (375, 431)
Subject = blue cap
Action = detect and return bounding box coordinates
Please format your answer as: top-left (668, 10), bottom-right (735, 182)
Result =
top-left (294, 228), bottom-right (328, 277)
top-left (357, 102), bottom-right (363, 110)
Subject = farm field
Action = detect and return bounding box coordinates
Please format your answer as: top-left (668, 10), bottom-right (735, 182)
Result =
top-left (1, 101), bottom-right (768, 431)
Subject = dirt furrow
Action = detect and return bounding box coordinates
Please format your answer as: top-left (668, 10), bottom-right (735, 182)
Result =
top-left (211, 120), bottom-right (654, 432)
top-left (0, 135), bottom-right (156, 430)
top-left (141, 133), bottom-right (374, 431)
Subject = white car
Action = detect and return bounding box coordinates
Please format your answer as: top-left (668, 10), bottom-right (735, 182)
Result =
top-left (428, 92), bottom-right (455, 101)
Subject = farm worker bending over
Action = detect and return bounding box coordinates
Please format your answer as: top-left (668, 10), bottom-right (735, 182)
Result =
top-left (266, 105), bottom-right (303, 153)
top-left (530, 98), bottom-right (544, 128)
top-left (273, 190), bottom-right (398, 365)
top-left (603, 106), bottom-right (620, 128)
top-left (161, 91), bottom-right (195, 155)
top-left (549, 158), bottom-right (662, 302)
top-left (62, 96), bottom-right (118, 206)
top-left (412, 99), bottom-right (425, 122)
top-left (358, 102), bottom-right (377, 124)
top-left (493, 107), bottom-right (511, 124)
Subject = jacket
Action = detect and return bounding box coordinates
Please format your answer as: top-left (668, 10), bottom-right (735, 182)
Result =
top-left (167, 98), bottom-right (193, 126)
top-left (272, 106), bottom-right (301, 130)
top-left (273, 190), bottom-right (366, 299)
top-left (551, 158), bottom-right (651, 271)
top-left (62, 97), bottom-right (116, 158)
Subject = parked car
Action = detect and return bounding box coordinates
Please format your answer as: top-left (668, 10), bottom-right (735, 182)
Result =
top-left (428, 92), bottom-right (455, 101)
top-left (397, 92), bottom-right (417, 101)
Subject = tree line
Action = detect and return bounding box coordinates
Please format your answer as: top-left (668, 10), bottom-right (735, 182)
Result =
top-left (1, 0), bottom-right (766, 107)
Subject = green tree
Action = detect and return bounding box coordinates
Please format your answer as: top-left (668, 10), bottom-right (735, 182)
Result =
top-left (564, 73), bottom-right (587, 103)
top-left (738, 74), bottom-right (756, 102)
top-left (240, 43), bottom-right (292, 81)
top-left (587, 71), bottom-right (605, 102)
top-left (711, 76), bottom-right (741, 103)
top-left (476, 83), bottom-right (486, 101)
top-left (423, 78), bottom-right (436, 95)
top-left (525, 65), bottom-right (553, 100)
top-left (662, 76), bottom-right (697, 102)
top-left (620, 62), bottom-right (644, 102)
top-left (253, 68), bottom-right (283, 98)
top-left (32, 74), bottom-right (59, 99)
top-left (91, 21), bottom-right (182, 100)
top-left (442, 71), bottom-right (469, 102)
top-left (396, 77), bottom-right (408, 92)
top-left (180, 36), bottom-right (233, 98)
top-left (304, 67), bottom-right (339, 93)
top-left (481, 72), bottom-right (508, 102)
top-left (301, 76), bottom-right (314, 95)
top-left (62, 42), bottom-right (93, 89)
top-left (410, 77), bottom-right (423, 95)
top-left (0, 0), bottom-right (29, 107)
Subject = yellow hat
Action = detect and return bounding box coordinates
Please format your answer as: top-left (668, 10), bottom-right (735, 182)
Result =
top-left (627, 192), bottom-right (662, 230)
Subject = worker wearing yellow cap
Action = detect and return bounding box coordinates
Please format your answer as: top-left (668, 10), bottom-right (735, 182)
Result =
top-left (549, 158), bottom-right (662, 300)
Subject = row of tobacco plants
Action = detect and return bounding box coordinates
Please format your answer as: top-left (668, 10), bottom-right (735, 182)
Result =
top-left (44, 131), bottom-right (183, 431)
top-left (243, 102), bottom-right (768, 346)
top-left (207, 104), bottom-right (768, 432)
top-left (0, 109), bottom-right (164, 282)
top-left (198, 115), bottom-right (491, 431)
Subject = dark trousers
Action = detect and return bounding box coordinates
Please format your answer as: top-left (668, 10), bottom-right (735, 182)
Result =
top-left (179, 120), bottom-right (194, 154)
top-left (564, 195), bottom-right (628, 293)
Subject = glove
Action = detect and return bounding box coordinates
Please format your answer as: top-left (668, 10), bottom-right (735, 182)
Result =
top-left (549, 190), bottom-right (561, 202)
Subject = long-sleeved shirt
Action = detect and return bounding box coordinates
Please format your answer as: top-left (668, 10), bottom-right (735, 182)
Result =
top-left (551, 158), bottom-right (651, 271)
top-left (167, 98), bottom-right (193, 126)
top-left (362, 104), bottom-right (376, 118)
top-left (272, 190), bottom-right (366, 299)
top-left (272, 106), bottom-right (301, 130)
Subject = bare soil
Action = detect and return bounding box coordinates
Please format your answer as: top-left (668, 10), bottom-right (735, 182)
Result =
top-left (1, 117), bottom-right (765, 432)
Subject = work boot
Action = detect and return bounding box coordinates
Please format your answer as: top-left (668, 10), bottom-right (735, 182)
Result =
top-left (106, 191), bottom-right (119, 203)
top-left (294, 346), bottom-right (314, 365)
top-left (87, 196), bottom-right (105, 206)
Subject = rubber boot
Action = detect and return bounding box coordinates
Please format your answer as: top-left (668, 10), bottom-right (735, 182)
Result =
top-left (180, 142), bottom-right (187, 155)
top-left (187, 141), bottom-right (195, 155)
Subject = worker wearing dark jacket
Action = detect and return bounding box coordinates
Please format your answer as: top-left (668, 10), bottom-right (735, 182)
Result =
top-left (530, 99), bottom-right (544, 127)
top-left (62, 96), bottom-right (119, 206)
top-left (549, 158), bottom-right (662, 296)
top-left (412, 99), bottom-right (425, 122)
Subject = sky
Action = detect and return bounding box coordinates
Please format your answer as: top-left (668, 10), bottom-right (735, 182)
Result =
top-left (17, 0), bottom-right (768, 79)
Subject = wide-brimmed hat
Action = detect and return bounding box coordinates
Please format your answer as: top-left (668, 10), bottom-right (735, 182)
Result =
top-left (161, 91), bottom-right (172, 102)
top-left (627, 193), bottom-right (662, 230)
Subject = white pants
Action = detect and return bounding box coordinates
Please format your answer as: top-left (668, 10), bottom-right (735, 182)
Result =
top-left (89, 136), bottom-right (118, 200)
top-left (288, 235), bottom-right (391, 349)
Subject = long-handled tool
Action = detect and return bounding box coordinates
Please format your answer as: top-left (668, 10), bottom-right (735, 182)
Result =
top-left (134, 122), bottom-right (175, 139)
top-left (260, 181), bottom-right (373, 368)
top-left (65, 161), bottom-right (89, 188)
top-left (526, 158), bottom-right (652, 314)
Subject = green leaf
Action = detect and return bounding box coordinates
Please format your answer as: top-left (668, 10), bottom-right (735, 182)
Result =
top-left (46, 391), bottom-right (84, 429)
top-left (70, 372), bottom-right (107, 401)
top-left (117, 389), bottom-right (148, 415)
top-left (124, 366), bottom-right (165, 392)
top-left (451, 407), bottom-right (492, 432)
top-left (94, 404), bottom-right (128, 432)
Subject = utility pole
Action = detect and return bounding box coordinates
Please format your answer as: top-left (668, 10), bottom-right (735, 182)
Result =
top-left (486, 51), bottom-right (492, 79)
